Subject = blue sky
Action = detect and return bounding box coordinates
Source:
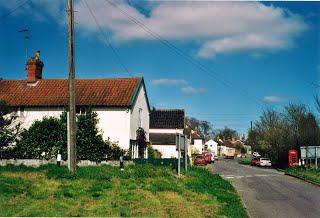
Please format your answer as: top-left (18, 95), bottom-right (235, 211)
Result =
top-left (0, 0), bottom-right (319, 135)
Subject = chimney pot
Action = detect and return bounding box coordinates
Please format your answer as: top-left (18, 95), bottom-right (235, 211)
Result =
top-left (27, 51), bottom-right (44, 82)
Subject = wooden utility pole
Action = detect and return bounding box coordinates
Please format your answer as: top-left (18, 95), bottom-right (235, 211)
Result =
top-left (68, 0), bottom-right (76, 173)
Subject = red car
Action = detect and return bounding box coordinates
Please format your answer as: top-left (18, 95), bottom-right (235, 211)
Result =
top-left (203, 152), bottom-right (214, 164)
top-left (251, 157), bottom-right (260, 166)
top-left (194, 155), bottom-right (207, 166)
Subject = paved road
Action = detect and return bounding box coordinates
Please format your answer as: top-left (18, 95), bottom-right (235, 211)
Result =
top-left (212, 159), bottom-right (320, 218)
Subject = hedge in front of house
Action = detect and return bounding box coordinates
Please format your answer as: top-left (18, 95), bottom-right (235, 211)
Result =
top-left (13, 109), bottom-right (125, 162)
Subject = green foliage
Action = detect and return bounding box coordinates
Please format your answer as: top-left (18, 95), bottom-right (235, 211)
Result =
top-left (76, 109), bottom-right (108, 162)
top-left (185, 117), bottom-right (214, 140)
top-left (215, 127), bottom-right (239, 140)
top-left (14, 109), bottom-right (125, 161)
top-left (147, 144), bottom-right (162, 159)
top-left (248, 104), bottom-right (320, 167)
top-left (0, 100), bottom-right (22, 159)
top-left (106, 143), bottom-right (126, 160)
top-left (16, 116), bottom-right (67, 160)
top-left (286, 167), bottom-right (320, 184)
top-left (0, 164), bottom-right (247, 217)
top-left (136, 127), bottom-right (147, 158)
top-left (238, 158), bottom-right (251, 165)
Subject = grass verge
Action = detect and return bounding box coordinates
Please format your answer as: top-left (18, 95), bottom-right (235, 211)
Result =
top-left (0, 164), bottom-right (247, 217)
top-left (285, 167), bottom-right (320, 184)
top-left (238, 158), bottom-right (251, 165)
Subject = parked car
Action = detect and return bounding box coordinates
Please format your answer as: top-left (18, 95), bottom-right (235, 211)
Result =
top-left (251, 157), bottom-right (260, 166)
top-left (252, 152), bottom-right (261, 157)
top-left (258, 158), bottom-right (272, 167)
top-left (194, 155), bottom-right (207, 166)
top-left (203, 152), bottom-right (214, 164)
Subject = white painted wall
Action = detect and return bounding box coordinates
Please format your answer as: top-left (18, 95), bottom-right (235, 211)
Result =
top-left (18, 107), bottom-right (64, 129)
top-left (95, 108), bottom-right (131, 149)
top-left (130, 85), bottom-right (150, 141)
top-left (15, 84), bottom-right (151, 151)
top-left (149, 128), bottom-right (183, 134)
top-left (193, 139), bottom-right (204, 152)
top-left (205, 139), bottom-right (218, 155)
top-left (152, 145), bottom-right (177, 158)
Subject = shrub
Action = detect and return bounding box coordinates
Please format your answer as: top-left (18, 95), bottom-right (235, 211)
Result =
top-left (0, 100), bottom-right (22, 159)
top-left (15, 109), bottom-right (123, 162)
top-left (16, 116), bottom-right (67, 160)
top-left (147, 144), bottom-right (162, 159)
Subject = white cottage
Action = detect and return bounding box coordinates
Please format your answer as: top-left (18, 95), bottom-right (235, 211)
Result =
top-left (0, 56), bottom-right (150, 157)
top-left (149, 109), bottom-right (185, 158)
top-left (205, 139), bottom-right (218, 155)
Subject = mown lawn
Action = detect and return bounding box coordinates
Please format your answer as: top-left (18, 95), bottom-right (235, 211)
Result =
top-left (286, 167), bottom-right (320, 184)
top-left (0, 164), bottom-right (247, 217)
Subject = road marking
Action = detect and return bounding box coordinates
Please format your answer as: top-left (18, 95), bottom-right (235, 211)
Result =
top-left (221, 174), bottom-right (282, 179)
top-left (224, 176), bottom-right (235, 179)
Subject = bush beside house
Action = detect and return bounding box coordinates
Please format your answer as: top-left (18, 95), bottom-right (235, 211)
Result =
top-left (2, 107), bottom-right (126, 162)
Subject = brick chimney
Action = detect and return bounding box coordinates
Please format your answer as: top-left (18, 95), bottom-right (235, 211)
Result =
top-left (27, 50), bottom-right (44, 82)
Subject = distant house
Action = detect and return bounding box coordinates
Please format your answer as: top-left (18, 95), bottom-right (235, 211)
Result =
top-left (149, 109), bottom-right (185, 158)
top-left (0, 54), bottom-right (150, 158)
top-left (190, 130), bottom-right (205, 154)
top-left (205, 139), bottom-right (218, 155)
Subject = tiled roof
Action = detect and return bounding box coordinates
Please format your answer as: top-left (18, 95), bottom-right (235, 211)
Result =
top-left (150, 109), bottom-right (185, 129)
top-left (150, 133), bottom-right (176, 145)
top-left (0, 77), bottom-right (142, 107)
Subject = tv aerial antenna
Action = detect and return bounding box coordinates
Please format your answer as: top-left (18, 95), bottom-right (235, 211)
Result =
top-left (18, 28), bottom-right (31, 63)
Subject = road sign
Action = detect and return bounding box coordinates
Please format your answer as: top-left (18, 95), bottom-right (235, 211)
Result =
top-left (300, 146), bottom-right (320, 159)
top-left (176, 134), bottom-right (188, 151)
top-left (176, 133), bottom-right (189, 175)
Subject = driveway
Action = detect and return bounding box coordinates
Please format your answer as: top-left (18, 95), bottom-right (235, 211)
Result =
top-left (212, 159), bottom-right (320, 218)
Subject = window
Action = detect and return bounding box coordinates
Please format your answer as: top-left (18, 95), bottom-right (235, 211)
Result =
top-left (19, 107), bottom-right (25, 117)
top-left (138, 108), bottom-right (142, 127)
top-left (76, 107), bottom-right (86, 115)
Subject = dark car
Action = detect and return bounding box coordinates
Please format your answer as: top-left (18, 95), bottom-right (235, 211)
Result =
top-left (194, 155), bottom-right (207, 166)
top-left (251, 157), bottom-right (260, 166)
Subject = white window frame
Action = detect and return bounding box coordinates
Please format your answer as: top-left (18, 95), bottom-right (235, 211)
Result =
top-left (138, 108), bottom-right (143, 127)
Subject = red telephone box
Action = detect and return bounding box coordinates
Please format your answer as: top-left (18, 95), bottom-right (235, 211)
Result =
top-left (289, 149), bottom-right (298, 167)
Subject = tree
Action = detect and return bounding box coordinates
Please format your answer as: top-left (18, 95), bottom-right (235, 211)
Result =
top-left (185, 116), bottom-right (214, 140)
top-left (16, 116), bottom-right (66, 160)
top-left (247, 104), bottom-right (320, 167)
top-left (76, 109), bottom-right (109, 163)
top-left (315, 95), bottom-right (320, 114)
top-left (215, 127), bottom-right (239, 140)
top-left (16, 109), bottom-right (116, 162)
top-left (136, 127), bottom-right (147, 158)
top-left (0, 100), bottom-right (21, 159)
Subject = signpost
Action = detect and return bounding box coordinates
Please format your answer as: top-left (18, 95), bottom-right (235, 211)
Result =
top-left (176, 134), bottom-right (188, 176)
top-left (300, 146), bottom-right (320, 169)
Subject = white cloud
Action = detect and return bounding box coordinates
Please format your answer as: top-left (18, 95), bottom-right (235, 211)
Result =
top-left (0, 0), bottom-right (66, 24)
top-left (75, 1), bottom-right (308, 57)
top-left (181, 86), bottom-right (206, 94)
top-left (151, 78), bottom-right (187, 85)
top-left (0, 1), bottom-right (308, 58)
top-left (263, 95), bottom-right (286, 103)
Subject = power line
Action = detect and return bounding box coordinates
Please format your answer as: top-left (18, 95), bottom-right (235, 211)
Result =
top-left (0, 0), bottom-right (29, 23)
top-left (82, 0), bottom-right (131, 77)
top-left (104, 0), bottom-right (268, 107)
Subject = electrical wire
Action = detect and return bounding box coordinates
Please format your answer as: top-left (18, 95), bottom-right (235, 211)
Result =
top-left (0, 0), bottom-right (29, 24)
top-left (82, 0), bottom-right (132, 77)
top-left (104, 0), bottom-right (268, 107)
